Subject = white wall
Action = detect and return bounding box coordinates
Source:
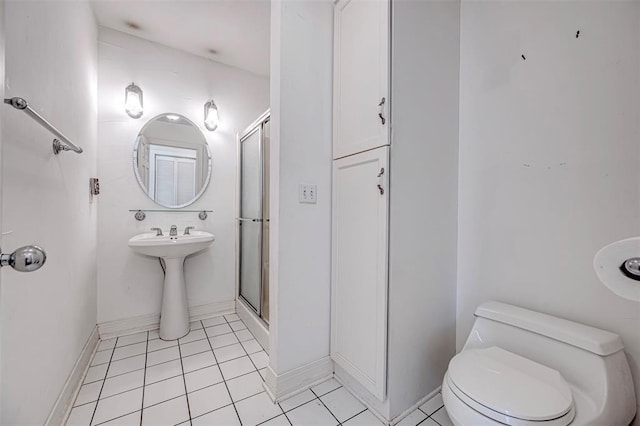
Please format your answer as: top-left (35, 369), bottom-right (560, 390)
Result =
top-left (268, 0), bottom-right (333, 376)
top-left (457, 0), bottom-right (640, 415)
top-left (387, 0), bottom-right (459, 419)
top-left (97, 28), bottom-right (269, 326)
top-left (1, 2), bottom-right (98, 424)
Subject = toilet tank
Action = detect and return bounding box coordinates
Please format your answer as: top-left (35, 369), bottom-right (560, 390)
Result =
top-left (462, 301), bottom-right (636, 424)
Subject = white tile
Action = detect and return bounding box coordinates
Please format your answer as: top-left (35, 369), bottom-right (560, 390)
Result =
top-left (229, 320), bottom-right (247, 331)
top-left (234, 329), bottom-right (254, 342)
top-left (149, 330), bottom-right (160, 340)
top-left (85, 364), bottom-right (108, 383)
top-left (219, 356), bottom-right (256, 380)
top-left (184, 365), bottom-right (223, 393)
top-left (141, 395), bottom-right (189, 425)
top-left (179, 339), bottom-right (211, 357)
top-left (419, 393), bottom-right (444, 416)
top-left (209, 333), bottom-right (239, 349)
top-left (112, 342), bottom-right (146, 361)
top-left (310, 379), bottom-right (341, 397)
top-left (235, 392), bottom-right (283, 426)
top-left (241, 339), bottom-right (263, 355)
top-left (147, 338), bottom-right (177, 353)
top-left (145, 359), bottom-right (182, 385)
top-left (98, 339), bottom-right (117, 352)
top-left (116, 332), bottom-right (147, 347)
top-left (190, 321), bottom-right (204, 330)
top-left (182, 351), bottom-right (217, 373)
top-left (98, 411), bottom-right (141, 425)
top-left (320, 387), bottom-right (365, 422)
top-left (396, 409), bottom-right (427, 426)
top-left (107, 355), bottom-right (145, 378)
top-left (101, 369), bottom-right (144, 398)
top-left (91, 349), bottom-right (113, 366)
top-left (280, 389), bottom-right (316, 412)
top-left (202, 316), bottom-right (227, 327)
top-left (224, 313), bottom-right (240, 322)
top-left (92, 387), bottom-right (143, 425)
top-left (420, 419), bottom-right (440, 426)
top-left (143, 376), bottom-right (185, 408)
top-left (205, 323), bottom-right (233, 337)
top-left (249, 351), bottom-right (269, 369)
top-left (66, 401), bottom-right (96, 425)
top-left (342, 410), bottom-right (384, 425)
top-left (188, 382), bottom-right (232, 418)
top-left (146, 346), bottom-right (180, 367)
top-left (191, 404), bottom-right (239, 426)
top-left (287, 399), bottom-right (337, 426)
top-left (261, 414), bottom-right (291, 426)
top-left (431, 407), bottom-right (454, 426)
top-left (74, 381), bottom-right (103, 406)
top-left (226, 371), bottom-right (264, 402)
top-left (179, 329), bottom-right (207, 344)
top-left (259, 368), bottom-right (267, 380)
top-left (214, 343), bottom-right (246, 363)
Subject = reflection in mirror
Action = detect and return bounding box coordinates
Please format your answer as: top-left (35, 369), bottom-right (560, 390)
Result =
top-left (133, 113), bottom-right (212, 208)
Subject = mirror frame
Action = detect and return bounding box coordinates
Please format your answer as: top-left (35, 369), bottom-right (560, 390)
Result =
top-left (132, 113), bottom-right (213, 209)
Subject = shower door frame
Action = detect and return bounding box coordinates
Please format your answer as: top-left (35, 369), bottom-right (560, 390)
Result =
top-left (236, 110), bottom-right (270, 323)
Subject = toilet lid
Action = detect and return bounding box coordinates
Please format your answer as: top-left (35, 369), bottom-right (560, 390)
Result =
top-left (448, 347), bottom-right (574, 423)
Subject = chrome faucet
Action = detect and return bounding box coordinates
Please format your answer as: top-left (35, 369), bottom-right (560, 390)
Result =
top-left (184, 226), bottom-right (195, 235)
top-left (150, 227), bottom-right (163, 236)
top-left (169, 225), bottom-right (178, 236)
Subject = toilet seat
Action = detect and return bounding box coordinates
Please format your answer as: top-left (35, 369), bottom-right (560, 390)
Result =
top-left (447, 346), bottom-right (575, 426)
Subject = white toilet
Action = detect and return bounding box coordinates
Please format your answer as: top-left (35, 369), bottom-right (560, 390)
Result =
top-left (442, 301), bottom-right (637, 425)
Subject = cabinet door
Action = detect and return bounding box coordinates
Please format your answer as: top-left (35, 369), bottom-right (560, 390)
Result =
top-left (333, 0), bottom-right (390, 159)
top-left (331, 146), bottom-right (389, 400)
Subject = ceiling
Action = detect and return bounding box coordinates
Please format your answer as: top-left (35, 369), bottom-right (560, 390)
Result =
top-left (91, 0), bottom-right (271, 77)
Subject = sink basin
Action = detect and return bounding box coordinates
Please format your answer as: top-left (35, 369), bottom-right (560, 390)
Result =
top-left (128, 230), bottom-right (215, 340)
top-left (128, 231), bottom-right (215, 258)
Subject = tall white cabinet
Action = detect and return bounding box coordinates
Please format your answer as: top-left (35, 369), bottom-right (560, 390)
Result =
top-left (331, 0), bottom-right (461, 422)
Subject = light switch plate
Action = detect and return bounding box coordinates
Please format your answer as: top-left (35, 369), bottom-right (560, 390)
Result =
top-left (299, 184), bottom-right (317, 204)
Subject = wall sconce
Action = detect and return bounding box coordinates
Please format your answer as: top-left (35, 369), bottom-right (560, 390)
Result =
top-left (125, 82), bottom-right (144, 119)
top-left (204, 99), bottom-right (219, 131)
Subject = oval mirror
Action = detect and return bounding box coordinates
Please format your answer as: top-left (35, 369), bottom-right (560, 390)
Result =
top-left (133, 113), bottom-right (212, 208)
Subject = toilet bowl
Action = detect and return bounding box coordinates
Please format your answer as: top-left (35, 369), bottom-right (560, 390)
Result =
top-left (442, 302), bottom-right (636, 425)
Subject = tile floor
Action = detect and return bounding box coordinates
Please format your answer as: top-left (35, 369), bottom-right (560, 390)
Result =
top-left (66, 313), bottom-right (452, 426)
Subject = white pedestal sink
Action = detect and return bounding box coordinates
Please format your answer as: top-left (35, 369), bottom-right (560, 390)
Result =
top-left (128, 231), bottom-right (215, 340)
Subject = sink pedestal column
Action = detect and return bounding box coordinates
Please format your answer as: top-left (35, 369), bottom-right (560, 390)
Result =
top-left (159, 256), bottom-right (190, 340)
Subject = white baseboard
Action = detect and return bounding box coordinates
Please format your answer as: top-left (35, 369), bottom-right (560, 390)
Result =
top-left (389, 387), bottom-right (441, 425)
top-left (236, 299), bottom-right (269, 352)
top-left (98, 300), bottom-right (235, 340)
top-left (264, 356), bottom-right (333, 402)
top-left (46, 326), bottom-right (99, 426)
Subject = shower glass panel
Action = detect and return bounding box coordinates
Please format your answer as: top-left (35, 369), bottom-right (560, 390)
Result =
top-left (239, 111), bottom-right (270, 324)
top-left (239, 128), bottom-right (263, 313)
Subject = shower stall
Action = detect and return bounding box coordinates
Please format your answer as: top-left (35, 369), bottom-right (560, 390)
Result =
top-left (237, 111), bottom-right (270, 331)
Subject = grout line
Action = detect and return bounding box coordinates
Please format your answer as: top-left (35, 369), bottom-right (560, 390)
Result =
top-left (310, 388), bottom-right (342, 425)
top-left (139, 331), bottom-right (149, 426)
top-left (89, 339), bottom-right (118, 425)
top-left (92, 408), bottom-right (141, 426)
top-left (203, 319), bottom-right (244, 426)
top-left (176, 331), bottom-right (194, 424)
top-left (281, 408), bottom-right (294, 426)
top-left (224, 316), bottom-right (262, 375)
top-left (341, 408), bottom-right (367, 424)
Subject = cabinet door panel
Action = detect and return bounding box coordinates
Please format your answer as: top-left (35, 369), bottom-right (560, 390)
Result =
top-left (334, 0), bottom-right (389, 159)
top-left (331, 146), bottom-right (388, 400)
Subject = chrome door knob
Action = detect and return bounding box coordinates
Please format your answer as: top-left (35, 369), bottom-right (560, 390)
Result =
top-left (0, 245), bottom-right (47, 272)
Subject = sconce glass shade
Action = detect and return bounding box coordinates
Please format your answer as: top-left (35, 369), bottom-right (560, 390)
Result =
top-left (125, 83), bottom-right (144, 119)
top-left (204, 100), bottom-right (219, 131)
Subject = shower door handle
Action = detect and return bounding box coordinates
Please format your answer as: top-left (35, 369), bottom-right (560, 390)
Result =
top-left (238, 218), bottom-right (263, 223)
top-left (0, 245), bottom-right (47, 272)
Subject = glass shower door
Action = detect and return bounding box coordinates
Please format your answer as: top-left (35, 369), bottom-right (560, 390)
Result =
top-left (239, 128), bottom-right (263, 313)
